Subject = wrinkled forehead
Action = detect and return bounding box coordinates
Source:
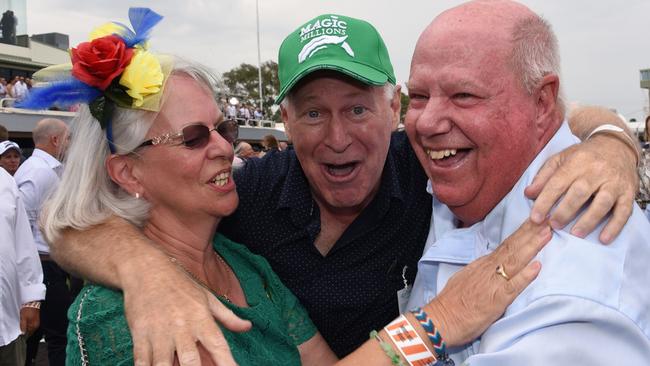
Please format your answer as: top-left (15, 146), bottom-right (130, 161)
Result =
top-left (153, 75), bottom-right (220, 132)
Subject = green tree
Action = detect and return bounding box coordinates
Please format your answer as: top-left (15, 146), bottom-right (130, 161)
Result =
top-left (400, 91), bottom-right (410, 123)
top-left (222, 61), bottom-right (280, 121)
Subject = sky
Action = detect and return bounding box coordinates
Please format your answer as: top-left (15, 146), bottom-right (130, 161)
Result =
top-left (25, 0), bottom-right (650, 122)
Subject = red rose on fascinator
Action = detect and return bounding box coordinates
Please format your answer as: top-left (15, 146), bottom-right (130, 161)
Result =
top-left (71, 35), bottom-right (134, 90)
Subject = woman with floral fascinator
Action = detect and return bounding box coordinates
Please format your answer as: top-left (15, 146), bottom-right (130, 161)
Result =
top-left (24, 7), bottom-right (551, 366)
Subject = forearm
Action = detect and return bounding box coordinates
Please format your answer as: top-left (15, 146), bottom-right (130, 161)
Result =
top-left (334, 307), bottom-right (454, 366)
top-left (568, 105), bottom-right (640, 164)
top-left (49, 215), bottom-right (167, 289)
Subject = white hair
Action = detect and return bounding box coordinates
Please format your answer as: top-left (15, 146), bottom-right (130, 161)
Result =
top-left (510, 14), bottom-right (566, 116)
top-left (42, 57), bottom-right (221, 243)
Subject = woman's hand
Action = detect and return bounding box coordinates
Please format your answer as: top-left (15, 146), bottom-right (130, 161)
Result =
top-left (424, 219), bottom-right (551, 347)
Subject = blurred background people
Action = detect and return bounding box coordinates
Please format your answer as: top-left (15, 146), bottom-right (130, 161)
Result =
top-left (0, 77), bottom-right (7, 98)
top-left (261, 134), bottom-right (279, 153)
top-left (14, 118), bottom-right (70, 366)
top-left (0, 168), bottom-right (45, 366)
top-left (0, 124), bottom-right (8, 141)
top-left (0, 140), bottom-right (22, 175)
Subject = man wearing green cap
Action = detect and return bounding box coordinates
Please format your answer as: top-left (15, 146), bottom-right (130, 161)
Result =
top-left (49, 12), bottom-right (639, 362)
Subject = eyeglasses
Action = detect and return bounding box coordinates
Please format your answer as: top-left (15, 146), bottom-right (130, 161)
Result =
top-left (137, 120), bottom-right (239, 150)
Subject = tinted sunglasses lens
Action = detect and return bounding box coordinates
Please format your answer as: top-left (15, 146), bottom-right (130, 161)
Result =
top-left (182, 125), bottom-right (210, 148)
top-left (217, 121), bottom-right (238, 143)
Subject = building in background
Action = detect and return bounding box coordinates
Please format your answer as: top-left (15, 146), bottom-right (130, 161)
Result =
top-left (31, 32), bottom-right (69, 50)
top-left (0, 0), bottom-right (68, 80)
top-left (641, 68), bottom-right (650, 117)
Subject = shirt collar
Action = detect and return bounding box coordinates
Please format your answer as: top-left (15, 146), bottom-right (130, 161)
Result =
top-left (277, 151), bottom-right (316, 227)
top-left (32, 148), bottom-right (62, 170)
top-left (422, 122), bottom-right (579, 263)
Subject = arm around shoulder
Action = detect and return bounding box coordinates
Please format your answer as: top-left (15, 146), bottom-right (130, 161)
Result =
top-left (47, 215), bottom-right (164, 289)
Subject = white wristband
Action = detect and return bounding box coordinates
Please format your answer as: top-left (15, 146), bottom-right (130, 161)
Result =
top-left (586, 124), bottom-right (640, 165)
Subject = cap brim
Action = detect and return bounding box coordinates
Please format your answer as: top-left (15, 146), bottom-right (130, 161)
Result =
top-left (275, 59), bottom-right (390, 105)
top-left (0, 147), bottom-right (21, 155)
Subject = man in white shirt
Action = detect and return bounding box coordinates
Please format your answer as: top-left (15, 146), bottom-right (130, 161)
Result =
top-left (12, 77), bottom-right (28, 101)
top-left (226, 103), bottom-right (237, 120)
top-left (14, 118), bottom-right (69, 366)
top-left (0, 168), bottom-right (45, 366)
top-left (405, 1), bottom-right (650, 364)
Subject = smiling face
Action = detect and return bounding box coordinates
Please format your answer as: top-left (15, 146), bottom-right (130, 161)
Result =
top-left (405, 6), bottom-right (546, 225)
top-left (134, 74), bottom-right (238, 222)
top-left (0, 149), bottom-right (20, 175)
top-left (281, 73), bottom-right (399, 214)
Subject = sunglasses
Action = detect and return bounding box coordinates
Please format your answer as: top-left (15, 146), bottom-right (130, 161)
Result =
top-left (137, 120), bottom-right (239, 150)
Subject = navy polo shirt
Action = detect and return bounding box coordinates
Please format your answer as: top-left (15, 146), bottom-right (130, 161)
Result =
top-left (219, 131), bottom-right (432, 357)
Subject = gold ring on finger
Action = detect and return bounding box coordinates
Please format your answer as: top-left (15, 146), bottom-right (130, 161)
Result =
top-left (496, 264), bottom-right (510, 280)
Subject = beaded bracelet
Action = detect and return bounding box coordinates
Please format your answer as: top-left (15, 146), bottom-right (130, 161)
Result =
top-left (411, 307), bottom-right (455, 365)
top-left (370, 330), bottom-right (406, 366)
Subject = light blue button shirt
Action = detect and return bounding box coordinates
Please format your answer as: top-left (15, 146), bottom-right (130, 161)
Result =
top-left (407, 123), bottom-right (650, 365)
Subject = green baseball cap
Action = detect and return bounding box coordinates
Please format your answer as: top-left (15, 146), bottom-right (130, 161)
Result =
top-left (275, 14), bottom-right (396, 104)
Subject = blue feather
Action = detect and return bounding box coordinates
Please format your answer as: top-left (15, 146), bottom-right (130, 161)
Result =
top-left (123, 7), bottom-right (163, 48)
top-left (111, 21), bottom-right (136, 40)
top-left (17, 79), bottom-right (101, 110)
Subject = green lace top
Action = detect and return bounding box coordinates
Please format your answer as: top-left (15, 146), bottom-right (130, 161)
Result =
top-left (65, 234), bottom-right (317, 365)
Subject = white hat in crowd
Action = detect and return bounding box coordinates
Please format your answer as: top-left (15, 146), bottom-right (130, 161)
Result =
top-left (0, 140), bottom-right (21, 156)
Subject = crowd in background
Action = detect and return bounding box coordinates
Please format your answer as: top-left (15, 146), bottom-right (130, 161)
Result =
top-left (0, 76), bottom-right (32, 102)
top-left (224, 102), bottom-right (265, 122)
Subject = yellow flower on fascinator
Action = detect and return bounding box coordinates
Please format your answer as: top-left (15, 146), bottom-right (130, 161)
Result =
top-left (119, 49), bottom-right (163, 107)
top-left (89, 22), bottom-right (128, 41)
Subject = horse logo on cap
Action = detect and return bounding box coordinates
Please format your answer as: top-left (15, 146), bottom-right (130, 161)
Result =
top-left (298, 35), bottom-right (355, 63)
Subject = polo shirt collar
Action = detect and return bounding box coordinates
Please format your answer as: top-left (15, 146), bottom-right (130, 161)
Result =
top-left (277, 152), bottom-right (317, 228)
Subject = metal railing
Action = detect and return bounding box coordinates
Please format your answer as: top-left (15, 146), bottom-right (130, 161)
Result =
top-left (229, 117), bottom-right (278, 129)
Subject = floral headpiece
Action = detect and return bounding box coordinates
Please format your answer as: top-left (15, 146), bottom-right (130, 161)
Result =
top-left (19, 8), bottom-right (171, 153)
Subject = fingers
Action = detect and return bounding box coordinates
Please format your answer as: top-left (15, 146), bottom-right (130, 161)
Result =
top-left (173, 330), bottom-right (201, 366)
top-left (528, 159), bottom-right (573, 224)
top-left (493, 220), bottom-right (551, 276)
top-left (547, 179), bottom-right (596, 230)
top-left (565, 187), bottom-right (615, 238)
top-left (525, 153), bottom-right (562, 202)
top-left (599, 197), bottom-right (633, 244)
top-left (132, 335), bottom-right (153, 366)
top-left (499, 261), bottom-right (542, 299)
top-left (150, 336), bottom-right (174, 366)
top-left (197, 326), bottom-right (238, 366)
top-left (207, 295), bottom-right (251, 332)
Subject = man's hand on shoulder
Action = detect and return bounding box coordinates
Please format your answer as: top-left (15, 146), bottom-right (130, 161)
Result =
top-left (525, 107), bottom-right (638, 244)
top-left (122, 252), bottom-right (251, 366)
